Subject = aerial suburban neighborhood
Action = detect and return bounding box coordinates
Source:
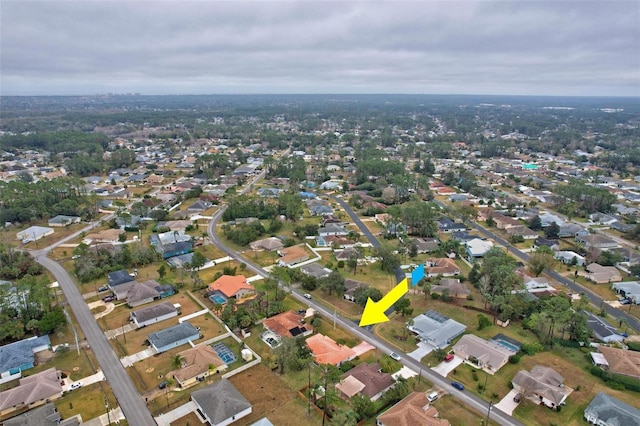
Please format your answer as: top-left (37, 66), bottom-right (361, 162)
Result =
top-left (0, 93), bottom-right (639, 426)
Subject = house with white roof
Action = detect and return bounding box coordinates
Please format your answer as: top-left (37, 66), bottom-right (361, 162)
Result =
top-left (465, 238), bottom-right (493, 259)
top-left (612, 281), bottom-right (640, 304)
top-left (407, 310), bottom-right (466, 349)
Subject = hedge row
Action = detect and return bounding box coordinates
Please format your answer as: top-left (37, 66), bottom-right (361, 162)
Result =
top-left (590, 366), bottom-right (640, 393)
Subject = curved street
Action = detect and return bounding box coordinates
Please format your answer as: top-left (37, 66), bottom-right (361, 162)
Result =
top-left (207, 193), bottom-right (523, 426)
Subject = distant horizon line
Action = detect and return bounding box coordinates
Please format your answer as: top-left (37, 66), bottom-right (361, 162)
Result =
top-left (1, 92), bottom-right (639, 99)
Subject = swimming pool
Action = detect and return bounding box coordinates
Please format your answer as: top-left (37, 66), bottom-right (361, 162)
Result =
top-left (209, 292), bottom-right (227, 304)
top-left (213, 342), bottom-right (237, 364)
top-left (496, 339), bottom-right (520, 352)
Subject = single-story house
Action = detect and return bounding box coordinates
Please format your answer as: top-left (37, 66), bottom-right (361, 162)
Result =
top-left (107, 269), bottom-right (135, 287)
top-left (263, 310), bottom-right (313, 339)
top-left (512, 365), bottom-right (571, 409)
top-left (0, 368), bottom-right (63, 417)
top-left (589, 213), bottom-right (618, 225)
top-left (171, 345), bottom-right (227, 388)
top-left (597, 346), bottom-right (640, 379)
top-left (16, 226), bottom-right (54, 242)
top-left (425, 258), bottom-right (461, 277)
top-left (585, 263), bottom-right (622, 284)
top-left (584, 391), bottom-right (640, 425)
top-left (534, 237), bottom-right (560, 251)
top-left (555, 251), bottom-right (586, 266)
top-left (430, 278), bottom-right (470, 299)
top-left (83, 228), bottom-right (125, 244)
top-left (610, 247), bottom-right (640, 264)
top-left (126, 280), bottom-right (174, 307)
top-left (584, 311), bottom-right (623, 343)
top-left (0, 335), bottom-right (51, 382)
top-left (413, 237), bottom-right (439, 253)
top-left (492, 213), bottom-right (521, 230)
top-left (300, 262), bottom-right (332, 279)
top-left (506, 225), bottom-right (539, 240)
top-left (48, 215), bottom-right (80, 227)
top-left (190, 379), bottom-right (252, 426)
top-left (453, 334), bottom-right (515, 374)
top-left (130, 302), bottom-right (179, 328)
top-left (186, 200), bottom-right (212, 212)
top-left (465, 238), bottom-right (494, 258)
top-left (249, 237), bottom-right (284, 252)
top-left (147, 322), bottom-right (200, 353)
top-left (318, 223), bottom-right (348, 237)
top-left (3, 402), bottom-right (79, 426)
top-left (336, 362), bottom-right (394, 401)
top-left (540, 213), bottom-right (565, 227)
top-left (376, 392), bottom-right (450, 426)
top-left (310, 205), bottom-right (334, 216)
top-left (277, 245), bottom-right (310, 267)
top-left (558, 223), bottom-right (587, 238)
top-left (576, 235), bottom-right (619, 250)
top-left (208, 275), bottom-right (254, 300)
top-left (408, 310), bottom-right (467, 349)
top-left (343, 279), bottom-right (369, 302)
top-left (437, 217), bottom-right (467, 233)
top-left (612, 281), bottom-right (640, 304)
top-left (306, 334), bottom-right (356, 366)
top-left (257, 187), bottom-right (280, 198)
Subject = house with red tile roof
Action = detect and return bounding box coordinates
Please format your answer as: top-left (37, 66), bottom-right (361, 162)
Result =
top-left (263, 311), bottom-right (313, 338)
top-left (207, 275), bottom-right (254, 299)
top-left (306, 334), bottom-right (356, 366)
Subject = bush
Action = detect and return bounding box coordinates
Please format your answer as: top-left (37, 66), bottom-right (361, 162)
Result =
top-left (472, 371), bottom-right (479, 381)
top-left (340, 361), bottom-right (355, 373)
top-left (521, 342), bottom-right (544, 356)
top-left (627, 341), bottom-right (640, 352)
top-left (477, 314), bottom-right (492, 331)
top-left (337, 260), bottom-right (345, 269)
top-left (431, 293), bottom-right (441, 300)
top-left (509, 355), bottom-right (521, 364)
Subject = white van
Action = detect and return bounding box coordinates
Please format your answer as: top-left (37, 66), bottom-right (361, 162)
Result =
top-left (427, 391), bottom-right (438, 402)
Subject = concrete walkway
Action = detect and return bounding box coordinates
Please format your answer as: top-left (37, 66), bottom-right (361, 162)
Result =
top-left (121, 347), bottom-right (157, 367)
top-left (105, 323), bottom-right (136, 340)
top-left (63, 369), bottom-right (106, 391)
top-left (432, 355), bottom-right (464, 377)
top-left (154, 400), bottom-right (199, 426)
top-left (87, 300), bottom-right (115, 319)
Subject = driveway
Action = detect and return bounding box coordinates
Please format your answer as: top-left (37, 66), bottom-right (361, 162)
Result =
top-left (432, 355), bottom-right (464, 377)
top-left (155, 400), bottom-right (198, 426)
top-left (495, 389), bottom-right (520, 415)
top-left (407, 341), bottom-right (434, 361)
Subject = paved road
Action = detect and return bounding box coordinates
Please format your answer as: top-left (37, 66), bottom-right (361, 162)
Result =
top-left (208, 194), bottom-right (522, 426)
top-left (36, 254), bottom-right (157, 425)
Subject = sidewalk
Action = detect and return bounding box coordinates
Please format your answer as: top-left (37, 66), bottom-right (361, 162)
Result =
top-left (82, 407), bottom-right (126, 426)
top-left (121, 347), bottom-right (157, 367)
top-left (154, 401), bottom-right (199, 426)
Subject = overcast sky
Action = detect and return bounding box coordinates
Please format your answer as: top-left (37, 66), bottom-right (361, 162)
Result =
top-left (1, 1), bottom-right (639, 97)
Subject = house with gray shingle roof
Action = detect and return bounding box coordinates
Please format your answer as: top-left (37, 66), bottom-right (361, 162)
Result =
top-left (191, 379), bottom-right (252, 426)
top-left (0, 368), bottom-right (62, 417)
top-left (147, 322), bottom-right (199, 353)
top-left (3, 402), bottom-right (80, 426)
top-left (130, 302), bottom-right (179, 328)
top-left (584, 392), bottom-right (640, 426)
top-left (0, 335), bottom-right (51, 382)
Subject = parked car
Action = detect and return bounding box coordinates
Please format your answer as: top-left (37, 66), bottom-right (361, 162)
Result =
top-left (389, 352), bottom-right (401, 361)
top-left (102, 295), bottom-right (115, 302)
top-left (303, 293), bottom-right (312, 299)
top-left (98, 286), bottom-right (109, 292)
top-left (513, 395), bottom-right (521, 403)
top-left (620, 298), bottom-right (631, 305)
top-left (444, 353), bottom-right (455, 362)
top-left (158, 381), bottom-right (168, 390)
top-left (69, 382), bottom-right (82, 390)
top-left (427, 391), bottom-right (438, 402)
top-left (451, 381), bottom-right (464, 391)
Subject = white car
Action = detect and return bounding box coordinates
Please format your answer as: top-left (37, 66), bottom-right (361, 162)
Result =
top-left (390, 352), bottom-right (402, 361)
top-left (303, 293), bottom-right (312, 299)
top-left (69, 382), bottom-right (83, 390)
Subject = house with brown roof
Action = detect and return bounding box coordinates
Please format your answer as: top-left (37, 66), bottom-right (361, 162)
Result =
top-left (83, 228), bottom-right (126, 245)
top-left (512, 366), bottom-right (572, 409)
top-left (207, 275), bottom-right (254, 299)
top-left (170, 346), bottom-right (227, 389)
top-left (263, 311), bottom-right (313, 339)
top-left (585, 263), bottom-right (622, 284)
top-left (430, 278), bottom-right (470, 299)
top-left (344, 279), bottom-right (369, 302)
top-left (425, 258), bottom-right (461, 277)
top-left (492, 213), bottom-right (521, 230)
top-left (336, 362), bottom-right (394, 401)
top-left (306, 334), bottom-right (356, 366)
top-left (597, 346), bottom-right (640, 379)
top-left (0, 368), bottom-right (63, 417)
top-left (249, 237), bottom-right (284, 252)
top-left (506, 225), bottom-right (539, 240)
top-left (277, 245), bottom-right (310, 267)
top-left (453, 334), bottom-right (515, 374)
top-left (376, 391), bottom-right (450, 426)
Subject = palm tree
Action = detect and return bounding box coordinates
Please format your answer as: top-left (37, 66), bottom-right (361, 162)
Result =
top-left (171, 354), bottom-right (183, 370)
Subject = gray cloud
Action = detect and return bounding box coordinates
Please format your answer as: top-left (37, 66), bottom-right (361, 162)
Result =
top-left (1, 1), bottom-right (638, 96)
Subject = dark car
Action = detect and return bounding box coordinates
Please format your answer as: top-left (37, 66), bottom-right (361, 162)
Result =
top-left (158, 380), bottom-right (168, 389)
top-left (513, 395), bottom-right (521, 403)
top-left (102, 295), bottom-right (115, 302)
top-left (98, 286), bottom-right (109, 293)
top-left (451, 381), bottom-right (464, 391)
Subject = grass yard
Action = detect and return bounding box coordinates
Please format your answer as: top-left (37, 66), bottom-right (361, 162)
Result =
top-left (170, 412), bottom-right (202, 426)
top-left (55, 382), bottom-right (118, 423)
top-left (229, 363), bottom-right (323, 425)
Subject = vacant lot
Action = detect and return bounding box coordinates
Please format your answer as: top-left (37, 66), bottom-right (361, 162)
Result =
top-left (229, 363), bottom-right (322, 425)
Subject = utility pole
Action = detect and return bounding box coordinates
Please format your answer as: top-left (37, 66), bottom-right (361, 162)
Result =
top-left (485, 400), bottom-right (493, 425)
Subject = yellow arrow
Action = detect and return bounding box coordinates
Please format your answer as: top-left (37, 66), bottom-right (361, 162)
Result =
top-left (359, 278), bottom-right (409, 327)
